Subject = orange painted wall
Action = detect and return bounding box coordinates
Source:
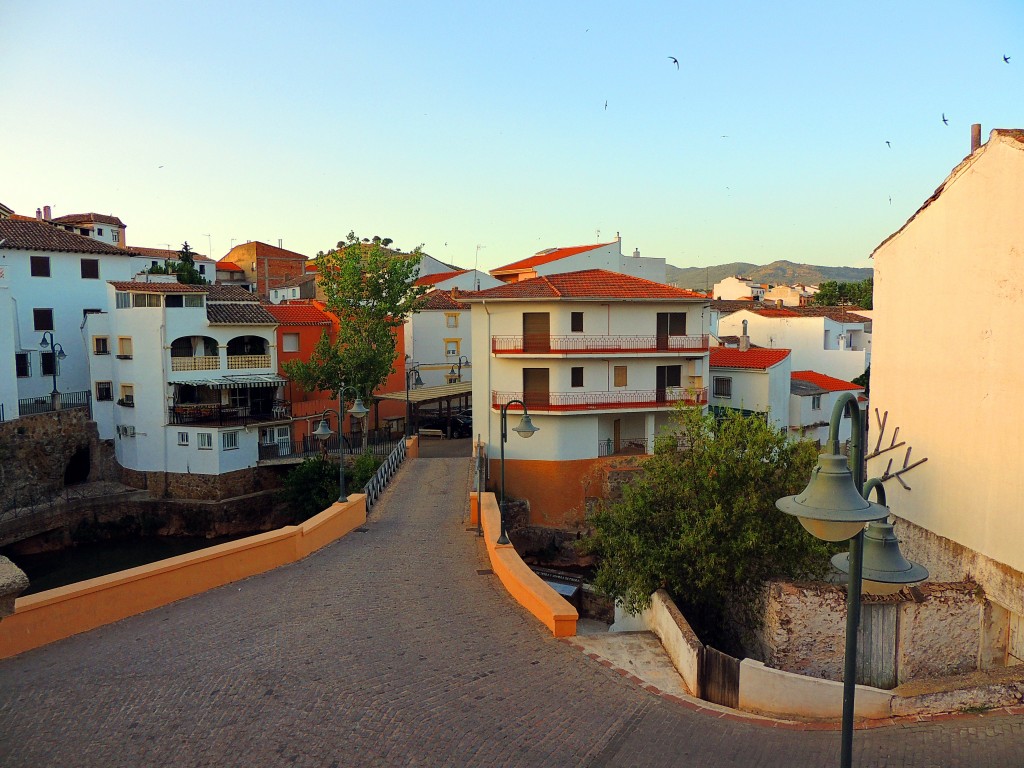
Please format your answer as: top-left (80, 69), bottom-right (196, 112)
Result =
top-left (487, 456), bottom-right (626, 529)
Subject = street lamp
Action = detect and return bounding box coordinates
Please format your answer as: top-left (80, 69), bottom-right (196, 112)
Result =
top-left (405, 364), bottom-right (423, 439)
top-left (312, 385), bottom-right (369, 503)
top-left (498, 399), bottom-right (539, 545)
top-left (39, 332), bottom-right (67, 403)
top-left (455, 354), bottom-right (470, 382)
top-left (776, 392), bottom-right (927, 768)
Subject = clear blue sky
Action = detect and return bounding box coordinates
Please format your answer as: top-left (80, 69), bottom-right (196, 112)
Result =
top-left (2, 2), bottom-right (1021, 272)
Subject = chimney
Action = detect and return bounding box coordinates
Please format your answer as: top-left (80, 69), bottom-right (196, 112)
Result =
top-left (43, 205), bottom-right (51, 220)
top-left (971, 123), bottom-right (982, 152)
top-left (633, 248), bottom-right (641, 258)
top-left (35, 208), bottom-right (42, 219)
top-left (776, 299), bottom-right (783, 309)
top-left (451, 287), bottom-right (457, 300)
top-left (278, 239), bottom-right (283, 248)
top-left (740, 319), bottom-right (750, 352)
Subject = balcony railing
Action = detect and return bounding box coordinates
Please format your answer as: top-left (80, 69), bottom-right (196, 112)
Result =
top-left (17, 391), bottom-right (93, 419)
top-left (227, 354), bottom-right (271, 369)
top-left (168, 403), bottom-right (284, 427)
top-left (492, 387), bottom-right (708, 412)
top-left (597, 437), bottom-right (650, 456)
top-left (491, 334), bottom-right (709, 355)
top-left (170, 356), bottom-right (221, 372)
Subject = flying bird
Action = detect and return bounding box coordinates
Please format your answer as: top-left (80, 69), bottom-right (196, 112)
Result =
top-left (604, 100), bottom-right (608, 110)
top-left (885, 141), bottom-right (891, 148)
top-left (1004, 54), bottom-right (1011, 63)
top-left (668, 56), bottom-right (679, 69)
top-left (942, 113), bottom-right (949, 125)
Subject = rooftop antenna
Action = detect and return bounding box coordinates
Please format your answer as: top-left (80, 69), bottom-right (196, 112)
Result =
top-left (202, 233), bottom-right (212, 259)
top-left (475, 244), bottom-right (485, 290)
top-left (595, 228), bottom-right (600, 241)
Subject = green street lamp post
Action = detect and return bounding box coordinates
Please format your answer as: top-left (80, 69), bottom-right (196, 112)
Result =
top-left (498, 399), bottom-right (539, 545)
top-left (776, 392), bottom-right (927, 768)
top-left (405, 364), bottom-right (423, 439)
top-left (39, 331), bottom-right (67, 406)
top-left (312, 384), bottom-right (369, 503)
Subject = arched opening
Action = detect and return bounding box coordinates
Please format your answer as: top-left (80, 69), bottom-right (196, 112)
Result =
top-left (226, 336), bottom-right (267, 356)
top-left (63, 446), bottom-right (91, 486)
top-left (170, 335), bottom-right (219, 358)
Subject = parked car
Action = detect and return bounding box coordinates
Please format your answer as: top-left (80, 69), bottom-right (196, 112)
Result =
top-left (417, 412), bottom-right (473, 439)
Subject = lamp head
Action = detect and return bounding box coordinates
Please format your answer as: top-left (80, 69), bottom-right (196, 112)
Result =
top-left (832, 521), bottom-right (929, 595)
top-left (39, 334), bottom-right (49, 349)
top-left (348, 398), bottom-right (369, 419)
top-left (56, 346), bottom-right (67, 360)
top-left (776, 453), bottom-right (888, 541)
top-left (512, 413), bottom-right (539, 439)
top-left (409, 369), bottom-right (424, 387)
top-left (312, 418), bottom-right (334, 440)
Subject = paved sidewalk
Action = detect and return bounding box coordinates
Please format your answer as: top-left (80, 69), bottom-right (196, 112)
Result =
top-left (0, 456), bottom-right (1021, 767)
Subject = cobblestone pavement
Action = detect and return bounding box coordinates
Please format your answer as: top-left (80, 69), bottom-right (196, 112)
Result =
top-left (1, 457), bottom-right (1021, 767)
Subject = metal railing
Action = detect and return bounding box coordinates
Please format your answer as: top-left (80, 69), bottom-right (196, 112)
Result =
top-left (17, 390), bottom-right (93, 419)
top-left (168, 404), bottom-right (283, 427)
top-left (256, 435), bottom-right (404, 462)
top-left (492, 387), bottom-right (708, 412)
top-left (597, 437), bottom-right (650, 456)
top-left (170, 356), bottom-right (220, 372)
top-left (492, 334), bottom-right (709, 354)
top-left (226, 354), bottom-right (271, 369)
top-left (363, 438), bottom-right (407, 510)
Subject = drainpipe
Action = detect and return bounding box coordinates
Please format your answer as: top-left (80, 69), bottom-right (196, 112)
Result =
top-left (482, 300), bottom-right (493, 482)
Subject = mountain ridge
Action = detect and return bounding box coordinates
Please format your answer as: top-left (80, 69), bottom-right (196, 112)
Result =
top-left (666, 260), bottom-right (872, 291)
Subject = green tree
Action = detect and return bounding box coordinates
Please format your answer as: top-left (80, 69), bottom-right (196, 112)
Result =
top-left (580, 407), bottom-right (832, 650)
top-left (283, 231), bottom-right (427, 409)
top-left (143, 241), bottom-right (208, 284)
top-left (812, 278), bottom-right (872, 309)
top-left (279, 456), bottom-right (340, 523)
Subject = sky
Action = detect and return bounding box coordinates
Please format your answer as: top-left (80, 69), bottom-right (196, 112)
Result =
top-left (2, 2), bottom-right (1021, 273)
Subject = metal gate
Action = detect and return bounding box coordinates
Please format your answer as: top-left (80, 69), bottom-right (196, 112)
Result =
top-left (856, 603), bottom-right (897, 689)
top-left (699, 645), bottom-right (740, 708)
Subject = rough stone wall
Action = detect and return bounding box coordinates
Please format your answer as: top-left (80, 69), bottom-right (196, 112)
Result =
top-left (897, 583), bottom-right (982, 684)
top-left (120, 466), bottom-right (285, 501)
top-left (0, 409), bottom-right (118, 512)
top-left (756, 580), bottom-right (848, 680)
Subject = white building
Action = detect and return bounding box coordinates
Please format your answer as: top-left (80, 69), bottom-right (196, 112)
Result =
top-left (129, 246), bottom-right (216, 283)
top-left (466, 269), bottom-right (709, 528)
top-left (85, 279), bottom-right (285, 478)
top-left (414, 268), bottom-right (502, 293)
top-left (404, 290), bottom-right (473, 387)
top-left (787, 370), bottom-right (864, 445)
top-left (712, 275), bottom-right (767, 301)
top-left (708, 345), bottom-right (792, 432)
top-left (49, 211), bottom-right (126, 249)
top-left (717, 305), bottom-right (870, 382)
top-left (868, 127), bottom-right (1024, 667)
top-left (762, 283), bottom-right (817, 306)
top-left (489, 236), bottom-right (667, 285)
top-left (0, 218), bottom-right (150, 405)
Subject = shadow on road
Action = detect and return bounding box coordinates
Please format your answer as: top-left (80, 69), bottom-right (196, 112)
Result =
top-left (417, 437), bottom-right (473, 458)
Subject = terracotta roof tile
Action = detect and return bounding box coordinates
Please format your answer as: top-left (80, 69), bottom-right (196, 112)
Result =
top-left (785, 306), bottom-right (870, 322)
top-left (51, 212), bottom-right (126, 228)
top-left (709, 347), bottom-right (791, 370)
top-left (273, 273), bottom-right (317, 290)
top-left (753, 308), bottom-right (801, 318)
top-left (205, 285), bottom-right (261, 302)
top-left (224, 241), bottom-right (308, 261)
top-left (108, 281), bottom-right (207, 293)
top-left (421, 289), bottom-right (470, 310)
top-left (216, 260), bottom-right (245, 272)
top-left (206, 303), bottom-right (277, 324)
top-left (0, 219), bottom-right (134, 255)
top-left (491, 242), bottom-right (614, 274)
top-left (265, 303), bottom-right (332, 325)
top-left (791, 370), bottom-right (863, 393)
top-left (465, 269), bottom-right (706, 301)
top-left (414, 269), bottom-right (469, 286)
top-left (130, 246), bottom-right (213, 262)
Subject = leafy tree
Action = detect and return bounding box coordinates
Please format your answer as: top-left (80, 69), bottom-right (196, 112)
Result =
top-left (851, 365), bottom-right (870, 395)
top-left (283, 231), bottom-right (428, 412)
top-left (279, 456), bottom-right (340, 523)
top-left (580, 406), bottom-right (833, 651)
top-left (142, 241), bottom-right (208, 285)
top-left (812, 278), bottom-right (872, 309)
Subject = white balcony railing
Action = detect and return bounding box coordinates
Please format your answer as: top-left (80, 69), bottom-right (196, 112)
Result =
top-left (170, 356), bottom-right (220, 372)
top-left (227, 354), bottom-right (272, 369)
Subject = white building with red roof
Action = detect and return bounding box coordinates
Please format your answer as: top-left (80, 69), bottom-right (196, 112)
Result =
top-left (404, 289), bottom-right (474, 388)
top-left (489, 235), bottom-right (666, 285)
top-left (788, 370), bottom-right (864, 445)
top-left (413, 268), bottom-right (501, 292)
top-left (708, 345), bottom-right (792, 432)
top-left (869, 127), bottom-right (1024, 662)
top-left (712, 275), bottom-right (767, 301)
top-left (465, 269), bottom-right (708, 527)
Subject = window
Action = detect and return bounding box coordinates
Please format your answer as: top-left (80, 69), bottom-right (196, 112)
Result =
top-left (40, 352), bottom-right (59, 376)
top-left (446, 374), bottom-right (459, 384)
top-left (116, 292), bottom-right (131, 309)
top-left (811, 394), bottom-right (822, 410)
top-left (222, 431), bottom-right (239, 450)
top-left (665, 365), bottom-right (682, 387)
top-left (571, 367), bottom-right (584, 387)
top-left (30, 256), bottom-right (50, 277)
top-left (613, 365), bottom-right (627, 387)
top-left (185, 294), bottom-right (203, 308)
top-left (117, 337), bottom-right (133, 359)
top-left (96, 381), bottom-right (113, 401)
top-left (15, 353), bottom-right (31, 377)
top-left (282, 333), bottom-right (300, 353)
top-left (118, 384), bottom-right (134, 407)
top-left (713, 376), bottom-right (732, 399)
top-left (445, 339), bottom-right (460, 357)
top-left (164, 294), bottom-right (202, 308)
top-left (96, 228), bottom-right (104, 236)
top-left (33, 308), bottom-right (54, 331)
top-left (112, 230), bottom-right (119, 243)
top-left (199, 264), bottom-right (206, 275)
top-left (198, 432), bottom-right (213, 450)
top-left (177, 432), bottom-right (190, 446)
top-left (571, 312), bottom-right (584, 333)
top-left (445, 313), bottom-right (459, 329)
top-left (132, 293), bottom-right (161, 308)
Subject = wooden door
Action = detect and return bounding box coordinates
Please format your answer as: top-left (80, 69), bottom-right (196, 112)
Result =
top-left (655, 366), bottom-right (668, 403)
top-left (857, 603), bottom-right (898, 689)
top-left (523, 368), bottom-right (550, 409)
top-left (656, 312), bottom-right (686, 350)
top-left (523, 312), bottom-right (551, 353)
top-left (613, 419), bottom-right (621, 453)
top-left (699, 645), bottom-right (739, 708)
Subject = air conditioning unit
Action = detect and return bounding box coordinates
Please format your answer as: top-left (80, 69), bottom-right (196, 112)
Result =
top-left (118, 425), bottom-right (136, 437)
top-left (126, 425), bottom-right (136, 437)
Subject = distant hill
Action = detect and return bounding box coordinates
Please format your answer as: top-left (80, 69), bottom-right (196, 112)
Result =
top-left (666, 260), bottom-right (872, 291)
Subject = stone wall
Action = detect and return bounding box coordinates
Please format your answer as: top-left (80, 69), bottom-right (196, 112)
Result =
top-left (898, 583), bottom-right (983, 682)
top-left (120, 465), bottom-right (286, 501)
top-left (0, 409), bottom-right (118, 512)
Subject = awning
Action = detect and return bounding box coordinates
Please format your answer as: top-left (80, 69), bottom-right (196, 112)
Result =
top-left (376, 381), bottom-right (472, 404)
top-left (169, 374), bottom-right (287, 389)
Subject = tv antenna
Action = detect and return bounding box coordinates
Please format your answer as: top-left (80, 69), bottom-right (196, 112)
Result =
top-left (475, 244), bottom-right (486, 290)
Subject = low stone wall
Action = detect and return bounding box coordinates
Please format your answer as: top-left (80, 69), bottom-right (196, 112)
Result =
top-left (120, 464), bottom-right (286, 501)
top-left (0, 495), bottom-right (367, 659)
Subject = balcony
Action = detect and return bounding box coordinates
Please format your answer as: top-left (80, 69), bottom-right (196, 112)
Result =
top-left (171, 356), bottom-right (220, 372)
top-left (491, 387), bottom-right (708, 413)
top-left (227, 354), bottom-right (271, 369)
top-left (597, 437), bottom-right (650, 456)
top-left (168, 403), bottom-right (286, 427)
top-left (491, 334), bottom-right (709, 356)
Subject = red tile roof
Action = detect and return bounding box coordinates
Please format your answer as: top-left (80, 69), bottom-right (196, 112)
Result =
top-left (465, 269), bottom-right (707, 301)
top-left (108, 281), bottom-right (207, 292)
top-left (414, 269), bottom-right (469, 286)
top-left (753, 308), bottom-right (800, 318)
top-left (491, 242), bottom-right (614, 274)
top-left (0, 220), bottom-right (134, 254)
top-left (224, 241), bottom-right (307, 261)
top-left (130, 246), bottom-right (212, 262)
top-left (216, 261), bottom-right (245, 272)
top-left (786, 306), bottom-right (870, 323)
top-left (51, 212), bottom-right (126, 228)
top-left (265, 303), bottom-right (332, 325)
top-left (422, 289), bottom-right (470, 310)
top-left (791, 370), bottom-right (863, 392)
top-left (709, 347), bottom-right (791, 370)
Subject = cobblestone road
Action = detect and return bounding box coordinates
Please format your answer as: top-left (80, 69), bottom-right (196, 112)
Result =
top-left (0, 456), bottom-right (1020, 767)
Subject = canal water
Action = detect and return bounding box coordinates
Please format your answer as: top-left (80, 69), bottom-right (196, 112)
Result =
top-left (7, 535), bottom-right (247, 596)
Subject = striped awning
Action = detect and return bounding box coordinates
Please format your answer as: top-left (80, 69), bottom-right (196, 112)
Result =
top-left (169, 374), bottom-right (287, 389)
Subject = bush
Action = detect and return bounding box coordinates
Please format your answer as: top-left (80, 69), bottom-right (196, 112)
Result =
top-left (349, 450), bottom-right (383, 488)
top-left (280, 456), bottom-right (340, 523)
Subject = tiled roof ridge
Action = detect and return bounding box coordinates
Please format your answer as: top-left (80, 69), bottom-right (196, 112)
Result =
top-left (791, 370), bottom-right (863, 392)
top-left (540, 275), bottom-right (563, 297)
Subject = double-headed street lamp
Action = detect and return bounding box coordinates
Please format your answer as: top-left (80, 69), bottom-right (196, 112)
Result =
top-left (776, 392), bottom-right (927, 768)
top-left (498, 399), bottom-right (539, 545)
top-left (449, 354), bottom-right (470, 382)
top-left (312, 384), bottom-right (369, 503)
top-left (404, 364), bottom-right (424, 439)
top-left (39, 331), bottom-right (67, 402)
